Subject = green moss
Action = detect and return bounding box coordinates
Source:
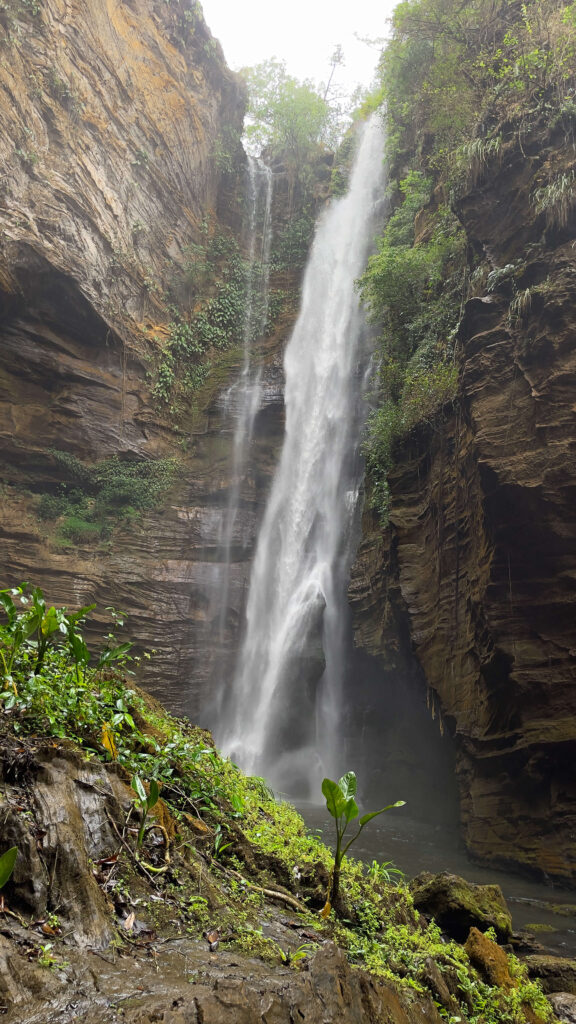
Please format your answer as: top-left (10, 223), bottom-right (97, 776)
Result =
top-left (0, 590), bottom-right (553, 1020)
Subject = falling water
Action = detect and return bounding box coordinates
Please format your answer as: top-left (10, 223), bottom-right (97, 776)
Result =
top-left (212, 157), bottom-right (273, 669)
top-left (216, 116), bottom-right (386, 794)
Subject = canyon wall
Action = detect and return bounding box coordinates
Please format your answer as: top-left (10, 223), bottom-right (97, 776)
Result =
top-left (350, 114), bottom-right (576, 883)
top-left (0, 0), bottom-right (286, 715)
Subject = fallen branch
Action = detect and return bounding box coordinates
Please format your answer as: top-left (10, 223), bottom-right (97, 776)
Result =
top-left (211, 861), bottom-right (308, 915)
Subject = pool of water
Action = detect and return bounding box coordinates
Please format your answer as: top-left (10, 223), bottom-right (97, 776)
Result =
top-left (297, 803), bottom-right (576, 956)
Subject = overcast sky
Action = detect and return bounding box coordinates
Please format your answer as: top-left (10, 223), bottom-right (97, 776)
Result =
top-left (201, 0), bottom-right (399, 97)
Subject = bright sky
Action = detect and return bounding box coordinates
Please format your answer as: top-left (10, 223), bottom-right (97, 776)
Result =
top-left (201, 0), bottom-right (399, 98)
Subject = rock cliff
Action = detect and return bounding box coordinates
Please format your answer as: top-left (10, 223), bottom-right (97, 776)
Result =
top-left (350, 114), bottom-right (576, 883)
top-left (0, 0), bottom-right (296, 717)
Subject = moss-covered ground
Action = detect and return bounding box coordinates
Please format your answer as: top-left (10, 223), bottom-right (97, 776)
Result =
top-left (0, 592), bottom-right (554, 1023)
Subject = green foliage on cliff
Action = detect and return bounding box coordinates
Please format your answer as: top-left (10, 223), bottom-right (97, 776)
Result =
top-left (359, 170), bottom-right (464, 523)
top-left (361, 0), bottom-right (576, 524)
top-left (37, 451), bottom-right (176, 545)
top-left (153, 228), bottom-right (280, 413)
top-left (381, 0), bottom-right (576, 169)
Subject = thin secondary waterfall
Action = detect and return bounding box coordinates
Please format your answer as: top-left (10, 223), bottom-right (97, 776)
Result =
top-left (212, 157), bottom-right (273, 669)
top-left (216, 116), bottom-right (386, 794)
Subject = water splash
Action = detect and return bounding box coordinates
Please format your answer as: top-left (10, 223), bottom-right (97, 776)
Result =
top-left (217, 116), bottom-right (386, 795)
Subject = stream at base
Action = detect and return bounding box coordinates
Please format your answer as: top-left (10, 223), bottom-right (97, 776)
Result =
top-left (298, 803), bottom-right (576, 956)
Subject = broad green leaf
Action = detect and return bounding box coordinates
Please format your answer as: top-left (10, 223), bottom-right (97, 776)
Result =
top-left (359, 801), bottom-right (405, 827)
top-left (69, 632), bottom-right (90, 665)
top-left (132, 775), bottom-right (147, 802)
top-left (96, 643), bottom-right (132, 668)
top-left (0, 591), bottom-right (16, 623)
top-left (0, 846), bottom-right (17, 889)
top-left (41, 607), bottom-right (60, 637)
top-left (68, 604), bottom-right (96, 626)
top-left (343, 796), bottom-right (359, 823)
top-left (338, 771), bottom-right (357, 800)
top-left (147, 779), bottom-right (160, 810)
top-left (21, 613), bottom-right (42, 641)
top-left (322, 777), bottom-right (347, 819)
top-left (30, 587), bottom-right (46, 614)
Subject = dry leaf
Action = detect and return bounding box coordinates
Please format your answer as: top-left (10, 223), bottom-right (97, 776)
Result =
top-left (101, 722), bottom-right (118, 760)
top-left (123, 911), bottom-right (136, 931)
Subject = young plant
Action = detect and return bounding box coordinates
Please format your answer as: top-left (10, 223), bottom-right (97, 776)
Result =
top-left (131, 776), bottom-right (160, 849)
top-left (321, 771), bottom-right (404, 916)
top-left (212, 822), bottom-right (232, 860)
top-left (367, 858), bottom-right (405, 885)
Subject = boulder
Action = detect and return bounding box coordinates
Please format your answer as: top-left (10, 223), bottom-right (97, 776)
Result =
top-left (548, 992), bottom-right (576, 1024)
top-left (525, 955), bottom-right (576, 995)
top-left (409, 871), bottom-right (513, 943)
top-left (465, 926), bottom-right (514, 988)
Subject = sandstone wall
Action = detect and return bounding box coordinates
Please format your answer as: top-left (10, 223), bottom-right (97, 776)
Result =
top-left (351, 117), bottom-right (576, 883)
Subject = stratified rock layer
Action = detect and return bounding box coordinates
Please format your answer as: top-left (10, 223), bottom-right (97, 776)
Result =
top-left (0, 0), bottom-right (290, 716)
top-left (351, 118), bottom-right (576, 882)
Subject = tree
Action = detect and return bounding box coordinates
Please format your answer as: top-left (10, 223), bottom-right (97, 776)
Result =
top-left (241, 58), bottom-right (331, 165)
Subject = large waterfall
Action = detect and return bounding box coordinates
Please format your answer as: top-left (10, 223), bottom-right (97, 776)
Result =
top-left (216, 116), bottom-right (386, 795)
top-left (210, 157), bottom-right (273, 675)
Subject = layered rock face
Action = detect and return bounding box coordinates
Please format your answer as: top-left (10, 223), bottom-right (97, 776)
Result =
top-left (351, 119), bottom-right (576, 882)
top-left (0, 0), bottom-right (291, 715)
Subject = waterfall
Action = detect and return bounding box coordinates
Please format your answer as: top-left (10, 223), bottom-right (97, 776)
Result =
top-left (211, 157), bottom-right (273, 675)
top-left (216, 115), bottom-right (386, 795)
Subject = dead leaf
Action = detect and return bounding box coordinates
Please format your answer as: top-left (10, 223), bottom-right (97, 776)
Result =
top-left (101, 722), bottom-right (118, 760)
top-left (204, 927), bottom-right (221, 951)
top-left (123, 912), bottom-right (136, 931)
top-left (96, 854), bottom-right (118, 867)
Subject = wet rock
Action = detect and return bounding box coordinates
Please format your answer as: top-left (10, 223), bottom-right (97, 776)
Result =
top-left (1, 740), bottom-right (134, 948)
top-left (525, 954), bottom-right (576, 994)
top-left (1, 938), bottom-right (445, 1024)
top-left (548, 992), bottom-right (576, 1023)
top-left (419, 956), bottom-right (461, 1015)
top-left (350, 119), bottom-right (576, 883)
top-left (410, 871), bottom-right (513, 943)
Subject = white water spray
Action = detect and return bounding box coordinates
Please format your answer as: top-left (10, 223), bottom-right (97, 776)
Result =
top-left (216, 116), bottom-right (386, 793)
top-left (211, 157), bottom-right (273, 671)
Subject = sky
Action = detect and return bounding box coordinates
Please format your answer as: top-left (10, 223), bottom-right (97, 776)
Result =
top-left (200, 0), bottom-right (400, 99)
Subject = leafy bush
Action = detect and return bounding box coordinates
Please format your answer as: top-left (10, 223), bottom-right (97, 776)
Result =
top-left (37, 452), bottom-right (176, 543)
top-left (270, 215), bottom-right (315, 271)
top-left (359, 168), bottom-right (464, 524)
top-left (153, 232), bottom-right (252, 408)
top-left (532, 170), bottom-right (576, 227)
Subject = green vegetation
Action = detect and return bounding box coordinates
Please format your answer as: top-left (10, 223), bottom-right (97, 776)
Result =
top-left (532, 169), bottom-right (576, 227)
top-left (0, 585), bottom-right (552, 1021)
top-left (321, 771), bottom-right (404, 914)
top-left (359, 171), bottom-right (464, 523)
top-left (37, 450), bottom-right (176, 545)
top-left (131, 776), bottom-right (161, 850)
top-left (380, 0), bottom-right (576, 171)
top-left (0, 847), bottom-right (17, 890)
top-left (241, 58), bottom-right (332, 162)
top-left (360, 0), bottom-right (576, 524)
top-left (151, 228), bottom-right (285, 412)
top-left (240, 57), bottom-right (346, 210)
